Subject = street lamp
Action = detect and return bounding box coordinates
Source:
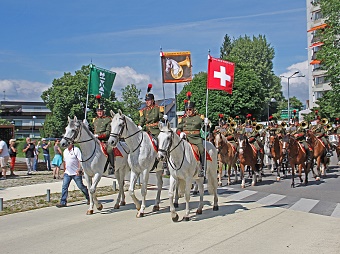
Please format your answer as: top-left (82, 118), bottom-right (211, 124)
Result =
top-left (280, 71), bottom-right (305, 123)
top-left (32, 116), bottom-right (36, 138)
top-left (267, 98), bottom-right (276, 125)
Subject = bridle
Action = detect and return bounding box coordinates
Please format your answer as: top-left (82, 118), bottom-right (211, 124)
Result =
top-left (158, 129), bottom-right (185, 170)
top-left (109, 114), bottom-right (143, 153)
top-left (63, 120), bottom-right (97, 162)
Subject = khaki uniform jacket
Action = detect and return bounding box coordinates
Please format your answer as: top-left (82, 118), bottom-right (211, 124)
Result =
top-left (93, 116), bottom-right (111, 142)
top-left (139, 105), bottom-right (164, 136)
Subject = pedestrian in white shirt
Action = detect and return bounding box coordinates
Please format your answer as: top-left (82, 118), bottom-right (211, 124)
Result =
top-left (0, 137), bottom-right (10, 180)
top-left (56, 143), bottom-right (89, 208)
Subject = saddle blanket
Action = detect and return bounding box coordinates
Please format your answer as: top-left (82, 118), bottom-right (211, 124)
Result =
top-left (147, 133), bottom-right (158, 152)
top-left (190, 144), bottom-right (212, 162)
top-left (100, 142), bottom-right (123, 157)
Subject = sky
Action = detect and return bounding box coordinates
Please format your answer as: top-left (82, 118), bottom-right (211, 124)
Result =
top-left (0, 0), bottom-right (309, 104)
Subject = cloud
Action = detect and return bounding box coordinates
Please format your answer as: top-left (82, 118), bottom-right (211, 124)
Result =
top-left (279, 60), bottom-right (309, 104)
top-left (0, 79), bottom-right (50, 101)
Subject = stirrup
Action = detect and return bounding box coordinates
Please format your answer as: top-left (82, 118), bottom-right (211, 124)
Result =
top-left (162, 161), bottom-right (168, 170)
top-left (256, 158), bottom-right (262, 164)
top-left (108, 166), bottom-right (115, 175)
top-left (326, 152), bottom-right (332, 158)
top-left (198, 169), bottom-right (204, 177)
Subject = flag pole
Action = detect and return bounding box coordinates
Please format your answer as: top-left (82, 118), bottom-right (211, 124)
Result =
top-left (84, 63), bottom-right (93, 120)
top-left (203, 50), bottom-right (211, 178)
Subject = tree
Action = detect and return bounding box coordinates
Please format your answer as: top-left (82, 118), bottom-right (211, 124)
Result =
top-left (41, 65), bottom-right (123, 137)
top-left (273, 96), bottom-right (303, 120)
top-left (121, 84), bottom-right (141, 123)
top-left (315, 0), bottom-right (340, 117)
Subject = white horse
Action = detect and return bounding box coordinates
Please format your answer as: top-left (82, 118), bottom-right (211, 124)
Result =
top-left (108, 110), bottom-right (164, 218)
top-left (60, 116), bottom-right (130, 214)
top-left (157, 121), bottom-right (219, 222)
top-left (165, 58), bottom-right (183, 79)
top-left (264, 131), bottom-right (275, 172)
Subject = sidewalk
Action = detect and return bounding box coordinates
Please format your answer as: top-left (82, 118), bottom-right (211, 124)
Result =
top-left (0, 176), bottom-right (117, 201)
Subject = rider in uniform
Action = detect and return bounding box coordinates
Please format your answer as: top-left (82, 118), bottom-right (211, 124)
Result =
top-left (245, 116), bottom-right (262, 164)
top-left (138, 84), bottom-right (168, 172)
top-left (177, 92), bottom-right (207, 177)
top-left (313, 118), bottom-right (333, 157)
top-left (93, 94), bottom-right (114, 174)
top-left (290, 119), bottom-right (312, 163)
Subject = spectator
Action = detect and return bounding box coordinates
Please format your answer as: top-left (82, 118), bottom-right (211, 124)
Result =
top-left (23, 137), bottom-right (35, 175)
top-left (51, 139), bottom-right (62, 179)
top-left (8, 139), bottom-right (17, 176)
top-left (32, 140), bottom-right (40, 171)
top-left (0, 137), bottom-right (10, 180)
top-left (56, 143), bottom-right (89, 208)
top-left (41, 138), bottom-right (52, 171)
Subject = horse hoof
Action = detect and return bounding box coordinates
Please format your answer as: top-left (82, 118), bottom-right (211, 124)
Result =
top-left (218, 182), bottom-right (222, 187)
top-left (192, 191), bottom-right (198, 195)
top-left (276, 177), bottom-right (281, 181)
top-left (183, 216), bottom-right (190, 221)
top-left (136, 212), bottom-right (144, 218)
top-left (97, 204), bottom-right (103, 211)
top-left (196, 208), bottom-right (202, 215)
top-left (114, 204), bottom-right (120, 209)
top-left (120, 201), bottom-right (126, 206)
top-left (241, 185), bottom-right (245, 189)
top-left (86, 210), bottom-right (93, 215)
top-left (316, 177), bottom-right (320, 181)
top-left (174, 203), bottom-right (179, 208)
top-left (152, 205), bottom-right (160, 212)
top-left (213, 205), bottom-right (219, 211)
top-left (172, 214), bottom-right (179, 222)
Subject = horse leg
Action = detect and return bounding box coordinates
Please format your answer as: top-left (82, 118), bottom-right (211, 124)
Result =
top-left (114, 168), bottom-right (125, 209)
top-left (251, 164), bottom-right (257, 186)
top-left (136, 169), bottom-right (149, 218)
top-left (218, 161), bottom-right (223, 186)
top-left (169, 176), bottom-right (179, 222)
top-left (227, 162), bottom-right (231, 185)
top-left (196, 178), bottom-right (204, 215)
top-left (233, 162), bottom-right (238, 183)
top-left (291, 164), bottom-right (295, 188)
top-left (183, 180), bottom-right (192, 221)
top-left (90, 172), bottom-right (103, 211)
top-left (298, 164), bottom-right (303, 184)
top-left (128, 171), bottom-right (141, 212)
top-left (152, 170), bottom-right (163, 212)
top-left (240, 164), bottom-right (245, 188)
top-left (84, 174), bottom-right (94, 215)
top-left (174, 182), bottom-right (179, 208)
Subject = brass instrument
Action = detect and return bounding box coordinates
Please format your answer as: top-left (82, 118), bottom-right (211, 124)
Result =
top-left (326, 123), bottom-right (333, 131)
top-left (280, 121), bottom-right (287, 128)
top-left (227, 117), bottom-right (233, 123)
top-left (301, 120), bottom-right (308, 129)
top-left (252, 122), bottom-right (257, 128)
top-left (321, 118), bottom-right (328, 125)
top-left (230, 121), bottom-right (237, 129)
top-left (177, 56), bottom-right (191, 68)
top-left (255, 124), bottom-right (263, 131)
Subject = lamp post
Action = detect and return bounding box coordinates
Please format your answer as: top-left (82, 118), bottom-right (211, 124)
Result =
top-left (32, 116), bottom-right (36, 138)
top-left (267, 98), bottom-right (276, 125)
top-left (280, 71), bottom-right (305, 123)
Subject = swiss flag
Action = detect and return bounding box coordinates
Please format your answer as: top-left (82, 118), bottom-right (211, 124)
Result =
top-left (207, 56), bottom-right (235, 94)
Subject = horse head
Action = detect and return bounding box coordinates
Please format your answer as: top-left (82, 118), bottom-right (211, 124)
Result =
top-left (157, 120), bottom-right (173, 162)
top-left (213, 131), bottom-right (224, 153)
top-left (108, 109), bottom-right (126, 147)
top-left (60, 116), bottom-right (82, 147)
top-left (165, 58), bottom-right (172, 73)
top-left (237, 133), bottom-right (248, 154)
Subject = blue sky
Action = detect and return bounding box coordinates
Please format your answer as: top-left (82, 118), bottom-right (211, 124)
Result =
top-left (0, 0), bottom-right (309, 103)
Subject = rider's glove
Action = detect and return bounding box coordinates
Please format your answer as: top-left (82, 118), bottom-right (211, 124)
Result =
top-left (204, 118), bottom-right (209, 125)
top-left (94, 134), bottom-right (99, 138)
top-left (163, 115), bottom-right (168, 120)
top-left (137, 125), bottom-right (142, 130)
top-left (180, 132), bottom-right (186, 139)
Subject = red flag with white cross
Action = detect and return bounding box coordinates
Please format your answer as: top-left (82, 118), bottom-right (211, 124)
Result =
top-left (207, 55), bottom-right (235, 94)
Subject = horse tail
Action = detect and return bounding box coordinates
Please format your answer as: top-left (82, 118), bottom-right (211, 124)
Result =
top-left (206, 142), bottom-right (218, 195)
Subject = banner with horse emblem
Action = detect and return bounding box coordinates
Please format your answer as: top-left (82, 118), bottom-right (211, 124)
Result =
top-left (160, 51), bottom-right (192, 83)
top-left (88, 65), bottom-right (116, 99)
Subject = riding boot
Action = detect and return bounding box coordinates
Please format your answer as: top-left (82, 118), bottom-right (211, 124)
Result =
top-left (256, 150), bottom-right (262, 164)
top-left (306, 149), bottom-right (312, 164)
top-left (108, 153), bottom-right (115, 175)
top-left (326, 145), bottom-right (333, 157)
top-left (198, 157), bottom-right (205, 177)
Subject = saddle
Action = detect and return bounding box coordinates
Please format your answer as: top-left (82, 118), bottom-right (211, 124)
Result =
top-left (99, 142), bottom-right (123, 157)
top-left (189, 144), bottom-right (212, 162)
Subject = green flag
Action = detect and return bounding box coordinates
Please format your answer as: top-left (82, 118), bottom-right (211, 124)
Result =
top-left (88, 66), bottom-right (116, 99)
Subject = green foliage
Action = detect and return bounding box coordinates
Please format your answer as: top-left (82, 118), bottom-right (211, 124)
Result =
top-left (315, 0), bottom-right (340, 116)
top-left (274, 96), bottom-right (303, 120)
top-left (178, 34), bottom-right (284, 125)
top-left (121, 84), bottom-right (141, 123)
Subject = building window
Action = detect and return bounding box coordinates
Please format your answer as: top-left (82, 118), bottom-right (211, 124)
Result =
top-left (313, 11), bottom-right (323, 21)
top-left (315, 91), bottom-right (324, 99)
top-left (315, 76), bottom-right (329, 85)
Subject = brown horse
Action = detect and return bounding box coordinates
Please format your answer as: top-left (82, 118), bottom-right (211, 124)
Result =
top-left (236, 133), bottom-right (262, 188)
top-left (306, 131), bottom-right (329, 178)
top-left (214, 131), bottom-right (238, 186)
top-left (268, 132), bottom-right (285, 181)
top-left (282, 134), bottom-right (313, 187)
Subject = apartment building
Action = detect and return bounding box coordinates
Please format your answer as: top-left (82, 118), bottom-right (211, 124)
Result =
top-left (306, 0), bottom-right (332, 108)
